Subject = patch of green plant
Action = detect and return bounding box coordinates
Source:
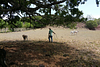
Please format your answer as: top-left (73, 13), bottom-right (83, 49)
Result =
top-left (67, 23), bottom-right (77, 29)
top-left (86, 20), bottom-right (98, 30)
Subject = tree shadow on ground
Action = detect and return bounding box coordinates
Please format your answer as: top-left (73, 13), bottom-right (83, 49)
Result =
top-left (0, 40), bottom-right (100, 67)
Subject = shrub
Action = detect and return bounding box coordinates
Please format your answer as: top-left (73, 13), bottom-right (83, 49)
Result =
top-left (15, 21), bottom-right (23, 28)
top-left (67, 23), bottom-right (77, 29)
top-left (24, 22), bottom-right (33, 28)
top-left (34, 22), bottom-right (45, 28)
top-left (86, 20), bottom-right (98, 30)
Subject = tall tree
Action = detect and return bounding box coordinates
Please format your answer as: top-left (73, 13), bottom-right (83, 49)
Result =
top-left (0, 0), bottom-right (98, 26)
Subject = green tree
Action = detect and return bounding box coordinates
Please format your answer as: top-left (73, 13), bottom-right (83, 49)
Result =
top-left (86, 20), bottom-right (98, 30)
top-left (94, 18), bottom-right (100, 25)
top-left (15, 21), bottom-right (23, 28)
top-left (0, 19), bottom-right (7, 32)
top-left (0, 0), bottom-right (89, 26)
top-left (24, 22), bottom-right (33, 29)
top-left (67, 23), bottom-right (77, 29)
top-left (8, 21), bottom-right (16, 32)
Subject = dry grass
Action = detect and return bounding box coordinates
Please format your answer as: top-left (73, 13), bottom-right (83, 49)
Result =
top-left (0, 26), bottom-right (100, 67)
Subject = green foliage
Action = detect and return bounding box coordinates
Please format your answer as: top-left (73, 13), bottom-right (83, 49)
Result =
top-left (15, 21), bottom-right (23, 28)
top-left (34, 22), bottom-right (44, 28)
top-left (8, 20), bottom-right (23, 31)
top-left (0, 0), bottom-right (89, 26)
top-left (86, 20), bottom-right (98, 30)
top-left (67, 23), bottom-right (77, 29)
top-left (8, 22), bottom-right (15, 32)
top-left (21, 17), bottom-right (30, 22)
top-left (24, 22), bottom-right (33, 28)
top-left (34, 16), bottom-right (42, 20)
top-left (1, 0), bottom-right (96, 29)
top-left (70, 8), bottom-right (83, 18)
top-left (94, 18), bottom-right (100, 25)
top-left (0, 19), bottom-right (7, 29)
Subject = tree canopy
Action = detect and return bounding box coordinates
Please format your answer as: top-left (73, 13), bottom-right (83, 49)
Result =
top-left (0, 0), bottom-right (99, 27)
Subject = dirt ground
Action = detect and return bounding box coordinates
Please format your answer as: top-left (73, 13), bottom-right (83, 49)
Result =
top-left (0, 26), bottom-right (100, 43)
top-left (0, 26), bottom-right (100, 67)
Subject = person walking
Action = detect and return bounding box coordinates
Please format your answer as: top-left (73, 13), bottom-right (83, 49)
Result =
top-left (48, 28), bottom-right (55, 42)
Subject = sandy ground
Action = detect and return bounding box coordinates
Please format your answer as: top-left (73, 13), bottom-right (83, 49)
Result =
top-left (0, 26), bottom-right (100, 43)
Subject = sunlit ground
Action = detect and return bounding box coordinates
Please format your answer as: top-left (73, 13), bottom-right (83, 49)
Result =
top-left (0, 26), bottom-right (100, 67)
